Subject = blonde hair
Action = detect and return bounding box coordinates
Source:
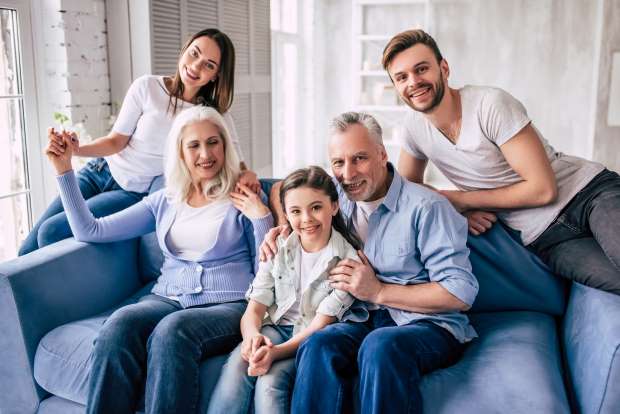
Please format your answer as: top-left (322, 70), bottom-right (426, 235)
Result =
top-left (164, 106), bottom-right (240, 204)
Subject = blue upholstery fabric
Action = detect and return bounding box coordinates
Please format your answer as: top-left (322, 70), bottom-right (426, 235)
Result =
top-left (420, 312), bottom-right (570, 413)
top-left (0, 238), bottom-right (140, 414)
top-left (33, 283), bottom-right (154, 404)
top-left (468, 223), bottom-right (567, 314)
top-left (563, 283), bottom-right (620, 414)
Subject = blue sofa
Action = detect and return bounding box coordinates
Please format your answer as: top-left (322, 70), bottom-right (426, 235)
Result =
top-left (2, 208), bottom-right (620, 413)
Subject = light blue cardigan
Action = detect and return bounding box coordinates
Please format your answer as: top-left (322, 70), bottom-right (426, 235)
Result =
top-left (57, 170), bottom-right (273, 308)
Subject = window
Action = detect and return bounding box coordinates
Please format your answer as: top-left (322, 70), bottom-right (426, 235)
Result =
top-left (0, 1), bottom-right (41, 261)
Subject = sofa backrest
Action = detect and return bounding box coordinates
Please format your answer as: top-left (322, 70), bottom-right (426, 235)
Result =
top-left (468, 223), bottom-right (568, 315)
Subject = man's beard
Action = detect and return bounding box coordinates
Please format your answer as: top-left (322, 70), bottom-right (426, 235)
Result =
top-left (408, 77), bottom-right (445, 114)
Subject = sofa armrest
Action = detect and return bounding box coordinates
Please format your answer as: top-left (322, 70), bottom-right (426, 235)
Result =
top-left (563, 282), bottom-right (620, 414)
top-left (0, 238), bottom-right (141, 414)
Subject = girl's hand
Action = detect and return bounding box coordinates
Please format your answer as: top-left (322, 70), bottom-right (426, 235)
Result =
top-left (248, 345), bottom-right (275, 376)
top-left (230, 183), bottom-right (270, 219)
top-left (237, 169), bottom-right (260, 194)
top-left (45, 128), bottom-right (74, 175)
top-left (240, 333), bottom-right (273, 362)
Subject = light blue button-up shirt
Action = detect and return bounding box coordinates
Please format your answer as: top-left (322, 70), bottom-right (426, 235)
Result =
top-left (337, 164), bottom-right (479, 343)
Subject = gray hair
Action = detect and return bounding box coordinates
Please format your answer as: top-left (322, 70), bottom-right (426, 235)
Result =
top-left (164, 105), bottom-right (240, 204)
top-left (328, 112), bottom-right (383, 145)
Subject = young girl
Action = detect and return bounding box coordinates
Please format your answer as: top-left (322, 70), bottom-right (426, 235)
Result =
top-left (207, 166), bottom-right (365, 414)
top-left (20, 28), bottom-right (259, 255)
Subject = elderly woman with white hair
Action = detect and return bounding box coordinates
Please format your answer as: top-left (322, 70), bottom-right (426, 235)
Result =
top-left (44, 105), bottom-right (274, 414)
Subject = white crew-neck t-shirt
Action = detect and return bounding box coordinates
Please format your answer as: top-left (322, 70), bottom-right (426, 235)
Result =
top-left (166, 198), bottom-right (232, 261)
top-left (280, 246), bottom-right (325, 325)
top-left (106, 75), bottom-right (243, 193)
top-left (353, 197), bottom-right (385, 244)
top-left (398, 85), bottom-right (604, 245)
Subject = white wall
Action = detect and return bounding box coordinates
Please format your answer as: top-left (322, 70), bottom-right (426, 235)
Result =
top-left (313, 0), bottom-right (618, 171)
top-left (32, 0), bottom-right (111, 204)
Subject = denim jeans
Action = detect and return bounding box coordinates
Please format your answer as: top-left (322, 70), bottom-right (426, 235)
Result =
top-left (291, 310), bottom-right (464, 414)
top-left (86, 294), bottom-right (246, 414)
top-left (208, 324), bottom-right (295, 414)
top-left (19, 158), bottom-right (146, 255)
top-left (529, 169), bottom-right (620, 294)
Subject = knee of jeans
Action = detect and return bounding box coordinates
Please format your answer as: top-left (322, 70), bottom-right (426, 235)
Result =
top-left (37, 216), bottom-right (71, 247)
top-left (94, 312), bottom-right (141, 355)
top-left (255, 374), bottom-right (290, 399)
top-left (147, 313), bottom-right (188, 352)
top-left (358, 330), bottom-right (397, 366)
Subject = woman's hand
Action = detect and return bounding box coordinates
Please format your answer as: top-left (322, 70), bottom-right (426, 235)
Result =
top-left (237, 169), bottom-right (261, 194)
top-left (45, 128), bottom-right (75, 175)
top-left (240, 333), bottom-right (273, 362)
top-left (230, 183), bottom-right (270, 219)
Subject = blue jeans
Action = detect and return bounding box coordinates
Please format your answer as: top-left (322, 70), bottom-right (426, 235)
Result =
top-left (19, 158), bottom-right (146, 255)
top-left (291, 310), bottom-right (464, 414)
top-left (86, 294), bottom-right (246, 414)
top-left (208, 324), bottom-right (295, 414)
top-left (530, 169), bottom-right (620, 294)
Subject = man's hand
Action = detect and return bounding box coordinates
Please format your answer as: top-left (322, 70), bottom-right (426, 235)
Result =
top-left (258, 224), bottom-right (291, 262)
top-left (240, 333), bottom-right (273, 362)
top-left (248, 345), bottom-right (276, 376)
top-left (328, 251), bottom-right (384, 303)
top-left (463, 210), bottom-right (497, 235)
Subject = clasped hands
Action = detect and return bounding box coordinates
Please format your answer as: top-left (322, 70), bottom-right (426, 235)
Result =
top-left (241, 334), bottom-right (276, 376)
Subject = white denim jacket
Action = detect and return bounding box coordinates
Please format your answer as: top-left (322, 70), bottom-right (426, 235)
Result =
top-left (246, 229), bottom-right (364, 333)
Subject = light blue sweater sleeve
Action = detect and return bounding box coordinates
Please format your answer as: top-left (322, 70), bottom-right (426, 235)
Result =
top-left (56, 170), bottom-right (156, 243)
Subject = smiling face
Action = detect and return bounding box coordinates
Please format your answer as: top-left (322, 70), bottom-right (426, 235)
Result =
top-left (387, 43), bottom-right (449, 114)
top-left (178, 35), bottom-right (221, 98)
top-left (180, 119), bottom-right (225, 184)
top-left (284, 187), bottom-right (339, 252)
top-left (329, 123), bottom-right (389, 202)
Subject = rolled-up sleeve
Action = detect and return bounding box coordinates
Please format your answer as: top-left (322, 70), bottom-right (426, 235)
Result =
top-left (246, 259), bottom-right (276, 307)
top-left (317, 249), bottom-right (360, 319)
top-left (417, 200), bottom-right (479, 307)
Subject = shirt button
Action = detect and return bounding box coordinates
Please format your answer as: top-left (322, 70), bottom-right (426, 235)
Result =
top-left (196, 265), bottom-right (202, 272)
top-left (194, 286), bottom-right (202, 293)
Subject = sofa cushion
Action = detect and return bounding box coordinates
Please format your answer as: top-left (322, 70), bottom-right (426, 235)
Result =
top-left (467, 223), bottom-right (567, 315)
top-left (420, 311), bottom-right (570, 413)
top-left (33, 283), bottom-right (155, 404)
top-left (563, 282), bottom-right (620, 414)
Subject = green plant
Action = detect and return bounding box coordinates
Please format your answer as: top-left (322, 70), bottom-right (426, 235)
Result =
top-left (53, 112), bottom-right (70, 127)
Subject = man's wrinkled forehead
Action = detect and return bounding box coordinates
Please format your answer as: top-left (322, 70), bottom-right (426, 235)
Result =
top-left (328, 126), bottom-right (376, 159)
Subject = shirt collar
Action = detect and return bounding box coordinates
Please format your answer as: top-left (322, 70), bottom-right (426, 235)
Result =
top-left (381, 162), bottom-right (402, 212)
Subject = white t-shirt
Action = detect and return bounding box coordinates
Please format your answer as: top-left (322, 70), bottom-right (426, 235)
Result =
top-left (353, 197), bottom-right (385, 243)
top-left (398, 85), bottom-right (604, 245)
top-left (106, 75), bottom-right (243, 193)
top-left (280, 246), bottom-right (325, 325)
top-left (166, 198), bottom-right (232, 261)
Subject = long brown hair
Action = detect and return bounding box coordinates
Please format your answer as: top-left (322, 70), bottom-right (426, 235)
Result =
top-left (167, 28), bottom-right (235, 114)
top-left (280, 166), bottom-right (362, 250)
